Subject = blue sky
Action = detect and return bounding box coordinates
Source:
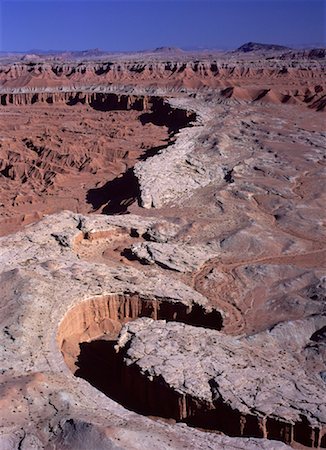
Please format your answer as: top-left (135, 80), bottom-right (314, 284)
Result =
top-left (0, 0), bottom-right (325, 52)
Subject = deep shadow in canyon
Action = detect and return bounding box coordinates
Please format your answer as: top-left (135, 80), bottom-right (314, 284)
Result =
top-left (139, 102), bottom-right (196, 134)
top-left (58, 294), bottom-right (324, 449)
top-left (138, 142), bottom-right (171, 161)
top-left (75, 337), bottom-right (324, 449)
top-left (85, 140), bottom-right (173, 214)
top-left (86, 169), bottom-right (140, 214)
top-left (85, 94), bottom-right (196, 216)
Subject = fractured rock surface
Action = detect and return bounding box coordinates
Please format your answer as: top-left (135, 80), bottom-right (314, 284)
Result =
top-left (117, 318), bottom-right (326, 432)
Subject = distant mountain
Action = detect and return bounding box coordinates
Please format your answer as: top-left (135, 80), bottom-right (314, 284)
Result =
top-left (280, 48), bottom-right (326, 60)
top-left (153, 47), bottom-right (184, 54)
top-left (67, 48), bottom-right (107, 57)
top-left (235, 42), bottom-right (290, 53)
top-left (305, 48), bottom-right (326, 58)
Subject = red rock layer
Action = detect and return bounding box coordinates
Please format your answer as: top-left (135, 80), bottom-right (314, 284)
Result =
top-left (0, 92), bottom-right (195, 235)
top-left (0, 60), bottom-right (325, 110)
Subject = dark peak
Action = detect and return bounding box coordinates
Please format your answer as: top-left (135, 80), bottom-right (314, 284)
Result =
top-left (307, 48), bottom-right (326, 58)
top-left (236, 42), bottom-right (290, 53)
top-left (280, 47), bottom-right (326, 60)
top-left (153, 47), bottom-right (184, 54)
top-left (71, 48), bottom-right (104, 56)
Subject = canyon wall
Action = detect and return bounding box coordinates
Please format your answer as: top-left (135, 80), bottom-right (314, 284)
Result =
top-left (1, 59), bottom-right (324, 110)
top-left (1, 60), bottom-right (325, 88)
top-left (57, 295), bottom-right (325, 449)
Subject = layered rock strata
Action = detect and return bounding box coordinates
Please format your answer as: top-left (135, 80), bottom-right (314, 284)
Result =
top-left (1, 56), bottom-right (325, 109)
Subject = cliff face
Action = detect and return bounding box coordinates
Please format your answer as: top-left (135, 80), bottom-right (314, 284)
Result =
top-left (57, 293), bottom-right (222, 372)
top-left (0, 59), bottom-right (325, 88)
top-left (57, 293), bottom-right (326, 448)
top-left (1, 59), bottom-right (325, 110)
top-left (0, 91), bottom-right (150, 108)
top-left (0, 91), bottom-right (196, 129)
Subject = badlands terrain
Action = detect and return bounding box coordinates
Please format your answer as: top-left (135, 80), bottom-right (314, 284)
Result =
top-left (0, 44), bottom-right (325, 449)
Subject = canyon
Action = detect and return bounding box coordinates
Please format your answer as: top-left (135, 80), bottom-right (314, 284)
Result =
top-left (0, 48), bottom-right (325, 449)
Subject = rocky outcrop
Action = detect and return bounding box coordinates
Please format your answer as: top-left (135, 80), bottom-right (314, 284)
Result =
top-left (113, 317), bottom-right (326, 447)
top-left (128, 241), bottom-right (215, 272)
top-left (55, 275), bottom-right (326, 448)
top-left (58, 293), bottom-right (222, 372)
top-left (235, 42), bottom-right (290, 53)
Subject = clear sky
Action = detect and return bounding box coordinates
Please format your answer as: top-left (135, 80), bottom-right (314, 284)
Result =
top-left (0, 0), bottom-right (325, 52)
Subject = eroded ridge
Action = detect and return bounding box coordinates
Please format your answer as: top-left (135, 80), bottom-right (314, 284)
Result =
top-left (0, 91), bottom-right (196, 130)
top-left (1, 58), bottom-right (325, 110)
top-left (58, 294), bottom-right (325, 449)
top-left (0, 91), bottom-right (196, 235)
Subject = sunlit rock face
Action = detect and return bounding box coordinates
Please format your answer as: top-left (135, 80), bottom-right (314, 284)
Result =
top-left (0, 49), bottom-right (325, 449)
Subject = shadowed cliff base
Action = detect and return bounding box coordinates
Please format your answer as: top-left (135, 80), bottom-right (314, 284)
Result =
top-left (0, 91), bottom-right (197, 126)
top-left (139, 102), bottom-right (196, 134)
top-left (85, 139), bottom-right (174, 215)
top-left (86, 169), bottom-right (140, 214)
top-left (58, 294), bottom-right (223, 375)
top-left (58, 294), bottom-right (325, 449)
top-left (76, 341), bottom-right (325, 448)
top-left (84, 97), bottom-right (196, 215)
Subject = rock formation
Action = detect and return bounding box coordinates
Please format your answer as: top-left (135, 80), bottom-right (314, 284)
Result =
top-left (0, 49), bottom-right (325, 449)
top-left (235, 42), bottom-right (290, 53)
top-left (0, 56), bottom-right (325, 111)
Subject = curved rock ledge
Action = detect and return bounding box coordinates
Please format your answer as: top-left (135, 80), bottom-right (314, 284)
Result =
top-left (58, 293), bottom-right (222, 372)
top-left (116, 318), bottom-right (326, 447)
top-left (57, 290), bottom-right (326, 448)
top-left (0, 209), bottom-right (324, 449)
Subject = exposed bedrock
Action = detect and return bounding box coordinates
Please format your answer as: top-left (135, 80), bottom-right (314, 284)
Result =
top-left (114, 318), bottom-right (326, 448)
top-left (58, 293), bottom-right (325, 449)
